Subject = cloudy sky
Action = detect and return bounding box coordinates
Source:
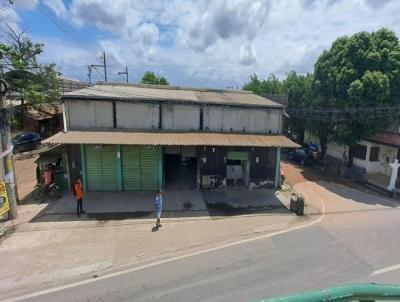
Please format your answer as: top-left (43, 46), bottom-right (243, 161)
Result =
top-left (1, 0), bottom-right (400, 88)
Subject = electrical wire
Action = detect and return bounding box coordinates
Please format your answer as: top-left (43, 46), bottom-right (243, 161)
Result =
top-left (29, 0), bottom-right (98, 57)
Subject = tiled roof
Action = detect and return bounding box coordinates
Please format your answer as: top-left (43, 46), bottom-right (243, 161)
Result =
top-left (368, 132), bottom-right (400, 147)
top-left (62, 82), bottom-right (282, 108)
top-left (44, 131), bottom-right (299, 148)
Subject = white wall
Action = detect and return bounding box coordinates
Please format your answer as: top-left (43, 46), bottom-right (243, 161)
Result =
top-left (326, 142), bottom-right (348, 161)
top-left (66, 100), bottom-right (113, 129)
top-left (363, 141), bottom-right (397, 175)
top-left (203, 106), bottom-right (282, 133)
top-left (330, 139), bottom-right (399, 176)
top-left (116, 102), bottom-right (159, 129)
top-left (162, 104), bottom-right (200, 131)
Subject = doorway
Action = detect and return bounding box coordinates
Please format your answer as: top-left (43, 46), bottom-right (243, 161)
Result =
top-left (226, 159), bottom-right (250, 188)
top-left (164, 154), bottom-right (197, 190)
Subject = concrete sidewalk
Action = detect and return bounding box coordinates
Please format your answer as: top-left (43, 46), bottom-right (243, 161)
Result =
top-left (29, 189), bottom-right (289, 223)
top-left (44, 190), bottom-right (207, 214)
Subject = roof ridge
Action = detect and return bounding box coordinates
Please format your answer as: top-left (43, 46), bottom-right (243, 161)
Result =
top-left (96, 81), bottom-right (251, 94)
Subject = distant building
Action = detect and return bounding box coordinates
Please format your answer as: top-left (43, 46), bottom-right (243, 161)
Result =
top-left (44, 82), bottom-right (298, 192)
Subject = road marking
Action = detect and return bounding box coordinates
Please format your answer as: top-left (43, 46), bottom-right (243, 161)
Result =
top-left (370, 263), bottom-right (400, 276)
top-left (3, 182), bottom-right (325, 302)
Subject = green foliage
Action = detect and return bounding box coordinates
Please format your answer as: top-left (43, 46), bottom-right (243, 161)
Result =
top-left (313, 28), bottom-right (400, 150)
top-left (0, 28), bottom-right (60, 108)
top-left (242, 71), bottom-right (313, 144)
top-left (141, 71), bottom-right (169, 85)
top-left (243, 73), bottom-right (283, 94)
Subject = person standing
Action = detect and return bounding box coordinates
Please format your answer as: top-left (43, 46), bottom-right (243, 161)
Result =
top-left (155, 189), bottom-right (163, 228)
top-left (74, 178), bottom-right (85, 217)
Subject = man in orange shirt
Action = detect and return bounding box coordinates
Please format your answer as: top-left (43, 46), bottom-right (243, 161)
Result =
top-left (42, 164), bottom-right (54, 188)
top-left (74, 178), bottom-right (85, 217)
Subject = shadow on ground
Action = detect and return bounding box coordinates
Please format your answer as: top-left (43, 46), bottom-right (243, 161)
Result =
top-left (203, 190), bottom-right (290, 216)
top-left (28, 188), bottom-right (291, 223)
top-left (282, 156), bottom-right (399, 209)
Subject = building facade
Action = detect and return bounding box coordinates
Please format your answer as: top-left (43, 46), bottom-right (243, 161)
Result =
top-left (44, 83), bottom-right (298, 192)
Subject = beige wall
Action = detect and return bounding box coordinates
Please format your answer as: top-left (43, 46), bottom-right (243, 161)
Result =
top-left (162, 104), bottom-right (200, 131)
top-left (203, 106), bottom-right (282, 133)
top-left (65, 99), bottom-right (283, 134)
top-left (65, 100), bottom-right (113, 129)
top-left (116, 102), bottom-right (159, 129)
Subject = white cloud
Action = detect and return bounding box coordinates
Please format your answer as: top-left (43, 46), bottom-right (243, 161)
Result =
top-left (8, 0), bottom-right (400, 88)
top-left (42, 0), bottom-right (67, 18)
top-left (239, 43), bottom-right (257, 66)
top-left (0, 6), bottom-right (21, 32)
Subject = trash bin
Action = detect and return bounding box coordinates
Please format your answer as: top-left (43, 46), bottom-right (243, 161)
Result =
top-left (290, 193), bottom-right (305, 216)
top-left (290, 193), bottom-right (297, 212)
top-left (297, 195), bottom-right (305, 216)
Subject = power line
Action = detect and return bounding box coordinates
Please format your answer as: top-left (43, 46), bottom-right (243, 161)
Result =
top-left (29, 0), bottom-right (98, 56)
top-left (118, 66), bottom-right (129, 83)
top-left (87, 52), bottom-right (107, 83)
top-left (287, 105), bottom-right (400, 121)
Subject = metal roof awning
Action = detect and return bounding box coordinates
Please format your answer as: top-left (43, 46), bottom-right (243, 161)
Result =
top-left (43, 131), bottom-right (300, 148)
top-left (367, 132), bottom-right (400, 148)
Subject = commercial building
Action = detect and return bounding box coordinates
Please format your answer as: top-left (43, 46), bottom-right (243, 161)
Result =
top-left (44, 82), bottom-right (298, 192)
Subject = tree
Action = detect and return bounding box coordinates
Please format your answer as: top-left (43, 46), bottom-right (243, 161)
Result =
top-left (0, 26), bottom-right (60, 110)
top-left (243, 72), bottom-right (312, 144)
top-left (282, 71), bottom-right (314, 145)
top-left (141, 71), bottom-right (169, 85)
top-left (312, 28), bottom-right (400, 162)
top-left (243, 73), bottom-right (283, 94)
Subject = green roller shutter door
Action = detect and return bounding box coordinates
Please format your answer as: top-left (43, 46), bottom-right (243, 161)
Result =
top-left (121, 146), bottom-right (141, 190)
top-left (121, 145), bottom-right (161, 191)
top-left (140, 146), bottom-right (161, 190)
top-left (85, 145), bottom-right (118, 191)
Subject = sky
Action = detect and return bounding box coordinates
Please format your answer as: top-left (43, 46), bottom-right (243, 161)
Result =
top-left (1, 0), bottom-right (400, 88)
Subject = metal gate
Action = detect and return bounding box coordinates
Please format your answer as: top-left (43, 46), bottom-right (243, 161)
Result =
top-left (121, 146), bottom-right (141, 190)
top-left (121, 145), bottom-right (161, 190)
top-left (85, 145), bottom-right (118, 191)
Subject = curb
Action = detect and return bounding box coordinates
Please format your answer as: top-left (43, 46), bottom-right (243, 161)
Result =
top-left (0, 220), bottom-right (15, 240)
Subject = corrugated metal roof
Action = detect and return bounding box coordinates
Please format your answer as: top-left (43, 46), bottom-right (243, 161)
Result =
top-left (368, 132), bottom-right (400, 147)
top-left (44, 131), bottom-right (299, 148)
top-left (63, 83), bottom-right (282, 108)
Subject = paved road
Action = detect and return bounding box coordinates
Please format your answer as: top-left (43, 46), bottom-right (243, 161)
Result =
top-left (10, 164), bottom-right (400, 302)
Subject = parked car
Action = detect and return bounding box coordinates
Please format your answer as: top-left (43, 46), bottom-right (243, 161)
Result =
top-left (12, 132), bottom-right (41, 153)
top-left (290, 148), bottom-right (314, 166)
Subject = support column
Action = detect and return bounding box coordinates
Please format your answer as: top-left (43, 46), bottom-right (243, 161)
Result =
top-left (116, 145), bottom-right (122, 191)
top-left (274, 147), bottom-right (281, 189)
top-left (159, 147), bottom-right (163, 190)
top-left (80, 145), bottom-right (87, 192)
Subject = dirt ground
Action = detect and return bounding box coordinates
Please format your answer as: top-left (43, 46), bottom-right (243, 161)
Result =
top-left (13, 153), bottom-right (38, 202)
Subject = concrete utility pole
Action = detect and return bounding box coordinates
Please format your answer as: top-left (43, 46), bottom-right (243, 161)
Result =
top-left (0, 79), bottom-right (18, 219)
top-left (88, 52), bottom-right (107, 83)
top-left (118, 66), bottom-right (129, 83)
top-left (103, 52), bottom-right (107, 82)
top-left (87, 65), bottom-right (92, 84)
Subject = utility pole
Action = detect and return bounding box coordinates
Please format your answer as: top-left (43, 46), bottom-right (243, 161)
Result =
top-left (103, 52), bottom-right (107, 82)
top-left (88, 52), bottom-right (107, 83)
top-left (0, 79), bottom-right (18, 219)
top-left (118, 66), bottom-right (129, 83)
top-left (87, 65), bottom-right (92, 84)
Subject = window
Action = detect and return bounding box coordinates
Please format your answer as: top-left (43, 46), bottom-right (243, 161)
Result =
top-left (369, 147), bottom-right (380, 162)
top-left (353, 144), bottom-right (367, 160)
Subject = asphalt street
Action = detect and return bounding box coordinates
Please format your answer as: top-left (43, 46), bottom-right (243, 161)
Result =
top-left (15, 199), bottom-right (400, 302)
